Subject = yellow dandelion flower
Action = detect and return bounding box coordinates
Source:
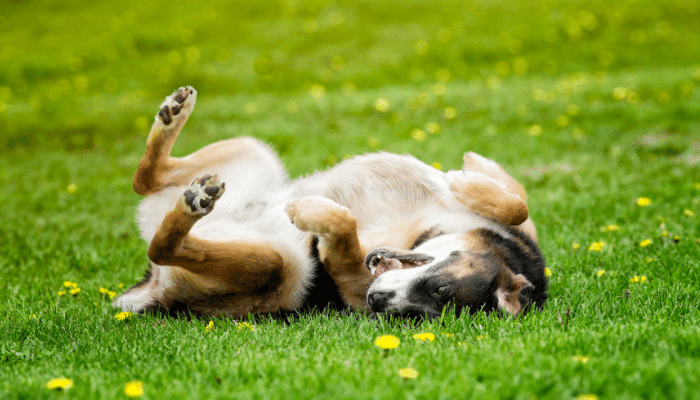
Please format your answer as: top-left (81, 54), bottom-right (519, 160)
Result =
top-left (205, 321), bottom-right (214, 332)
top-left (46, 377), bottom-right (73, 390)
top-left (640, 276), bottom-right (647, 283)
top-left (374, 98), bottom-right (390, 113)
top-left (66, 184), bottom-right (78, 194)
top-left (457, 341), bottom-right (467, 346)
top-left (588, 241), bottom-right (606, 251)
top-left (115, 311), bottom-right (133, 321)
top-left (645, 257), bottom-right (655, 263)
top-left (673, 235), bottom-right (681, 243)
top-left (57, 290), bottom-right (66, 296)
top-left (124, 380), bottom-right (144, 398)
top-left (108, 291), bottom-right (116, 299)
top-left (443, 106), bottom-right (457, 119)
top-left (603, 224), bottom-right (620, 232)
top-left (237, 321), bottom-right (255, 330)
top-left (63, 281), bottom-right (74, 288)
top-left (577, 394), bottom-right (599, 400)
top-left (29, 314), bottom-right (37, 319)
top-left (99, 287), bottom-right (109, 294)
top-left (441, 332), bottom-right (453, 337)
top-left (475, 335), bottom-right (485, 340)
top-left (683, 209), bottom-right (695, 217)
top-left (309, 84), bottom-right (325, 99)
top-left (636, 197), bottom-right (652, 206)
top-left (375, 334), bottom-right (400, 349)
top-left (597, 270), bottom-right (606, 277)
top-left (411, 129), bottom-right (426, 141)
top-left (412, 333), bottom-right (435, 342)
top-left (118, 283), bottom-right (125, 289)
top-left (398, 367), bottom-right (419, 379)
top-left (544, 267), bottom-right (552, 277)
top-left (425, 122), bottom-right (440, 134)
top-left (629, 276), bottom-right (640, 284)
top-left (572, 355), bottom-right (590, 363)
top-left (527, 125), bottom-right (542, 136)
top-left (662, 231), bottom-right (669, 237)
top-left (572, 242), bottom-right (580, 250)
top-left (639, 239), bottom-right (652, 247)
top-left (431, 162), bottom-right (442, 171)
top-left (69, 288), bottom-right (81, 295)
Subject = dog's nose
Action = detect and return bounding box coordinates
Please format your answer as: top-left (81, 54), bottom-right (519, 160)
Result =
top-left (367, 291), bottom-right (394, 312)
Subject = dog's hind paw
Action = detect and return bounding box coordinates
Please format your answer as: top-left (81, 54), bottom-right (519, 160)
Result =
top-left (157, 86), bottom-right (197, 126)
top-left (285, 196), bottom-right (355, 236)
top-left (182, 174), bottom-right (226, 216)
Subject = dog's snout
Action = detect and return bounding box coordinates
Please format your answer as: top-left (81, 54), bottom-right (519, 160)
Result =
top-left (368, 291), bottom-right (395, 312)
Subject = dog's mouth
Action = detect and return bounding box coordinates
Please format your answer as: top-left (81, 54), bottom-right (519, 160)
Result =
top-left (365, 248), bottom-right (435, 277)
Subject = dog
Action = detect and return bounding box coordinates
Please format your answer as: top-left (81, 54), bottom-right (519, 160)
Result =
top-left (114, 86), bottom-right (548, 319)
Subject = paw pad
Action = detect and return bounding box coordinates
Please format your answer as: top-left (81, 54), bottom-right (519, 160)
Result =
top-left (158, 86), bottom-right (196, 126)
top-left (183, 174), bottom-right (225, 215)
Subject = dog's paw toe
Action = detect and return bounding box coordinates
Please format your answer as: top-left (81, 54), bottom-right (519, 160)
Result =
top-left (183, 174), bottom-right (225, 215)
top-left (157, 86), bottom-right (197, 126)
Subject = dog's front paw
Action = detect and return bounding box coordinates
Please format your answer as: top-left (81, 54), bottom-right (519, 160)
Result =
top-left (182, 174), bottom-right (226, 216)
top-left (285, 196), bottom-right (355, 235)
top-left (157, 86), bottom-right (197, 126)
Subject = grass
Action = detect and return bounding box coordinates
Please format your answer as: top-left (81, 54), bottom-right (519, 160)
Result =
top-left (1, 0), bottom-right (700, 398)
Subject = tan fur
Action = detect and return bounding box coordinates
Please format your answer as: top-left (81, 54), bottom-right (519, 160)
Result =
top-left (116, 86), bottom-right (542, 318)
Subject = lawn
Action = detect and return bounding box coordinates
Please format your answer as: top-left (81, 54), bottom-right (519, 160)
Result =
top-left (1, 0), bottom-right (700, 398)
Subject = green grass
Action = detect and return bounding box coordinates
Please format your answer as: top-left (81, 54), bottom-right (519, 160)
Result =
top-left (2, 0), bottom-right (700, 398)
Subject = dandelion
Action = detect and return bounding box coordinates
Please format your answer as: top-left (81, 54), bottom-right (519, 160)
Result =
top-left (124, 380), bottom-right (144, 398)
top-left (205, 321), bottom-right (214, 332)
top-left (603, 224), bottom-right (619, 232)
top-left (577, 394), bottom-right (599, 400)
top-left (309, 84), bottom-right (325, 99)
top-left (412, 333), bottom-right (435, 342)
top-left (673, 235), bottom-right (681, 243)
top-left (431, 162), bottom-right (442, 171)
top-left (69, 288), bottom-right (81, 295)
top-left (597, 270), bottom-right (606, 277)
top-left (572, 242), bottom-right (580, 250)
top-left (411, 129), bottom-right (426, 141)
top-left (629, 276), bottom-right (640, 284)
top-left (374, 98), bottom-right (390, 113)
top-left (425, 122), bottom-right (440, 134)
top-left (398, 367), bottom-right (419, 379)
top-left (572, 355), bottom-right (590, 363)
top-left (63, 281), bottom-right (78, 288)
top-left (588, 241), bottom-right (605, 251)
top-left (66, 184), bottom-right (78, 194)
top-left (639, 239), bottom-right (652, 247)
top-left (475, 335), bottom-right (485, 340)
top-left (237, 321), bottom-right (255, 331)
top-left (527, 125), bottom-right (542, 136)
top-left (544, 267), bottom-right (552, 277)
top-left (375, 334), bottom-right (400, 349)
top-left (29, 314), bottom-right (37, 319)
top-left (683, 209), bottom-right (695, 217)
top-left (443, 106), bottom-right (457, 120)
top-left (46, 377), bottom-right (73, 390)
top-left (645, 257), bottom-right (656, 263)
top-left (640, 276), bottom-right (648, 283)
top-left (57, 290), bottom-right (66, 296)
top-left (636, 197), bottom-right (652, 206)
top-left (441, 332), bottom-right (453, 337)
top-left (115, 311), bottom-right (133, 321)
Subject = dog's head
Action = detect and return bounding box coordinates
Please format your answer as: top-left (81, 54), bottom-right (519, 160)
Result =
top-left (365, 229), bottom-right (547, 319)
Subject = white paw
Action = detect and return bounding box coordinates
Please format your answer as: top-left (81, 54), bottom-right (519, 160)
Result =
top-left (155, 86), bottom-right (197, 127)
top-left (183, 174), bottom-right (225, 216)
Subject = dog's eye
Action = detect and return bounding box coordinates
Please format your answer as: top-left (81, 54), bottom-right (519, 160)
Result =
top-left (434, 285), bottom-right (449, 298)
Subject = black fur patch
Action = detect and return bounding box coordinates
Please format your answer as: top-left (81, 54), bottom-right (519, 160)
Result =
top-left (298, 236), bottom-right (346, 311)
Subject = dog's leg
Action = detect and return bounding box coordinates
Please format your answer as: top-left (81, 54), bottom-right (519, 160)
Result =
top-left (286, 196), bottom-right (374, 310)
top-left (133, 86), bottom-right (197, 195)
top-left (147, 175), bottom-right (285, 293)
top-left (134, 87), bottom-right (282, 196)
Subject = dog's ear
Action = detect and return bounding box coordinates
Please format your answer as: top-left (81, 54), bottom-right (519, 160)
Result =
top-left (493, 268), bottom-right (534, 315)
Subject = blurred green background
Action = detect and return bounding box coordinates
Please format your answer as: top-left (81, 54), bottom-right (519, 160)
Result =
top-left (2, 0), bottom-right (699, 174)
